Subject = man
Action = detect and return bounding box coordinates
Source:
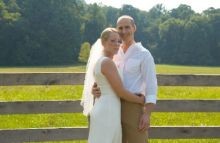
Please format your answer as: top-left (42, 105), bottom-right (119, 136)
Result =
top-left (93, 15), bottom-right (157, 143)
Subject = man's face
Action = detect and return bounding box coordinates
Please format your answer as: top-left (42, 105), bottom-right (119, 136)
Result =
top-left (116, 18), bottom-right (135, 42)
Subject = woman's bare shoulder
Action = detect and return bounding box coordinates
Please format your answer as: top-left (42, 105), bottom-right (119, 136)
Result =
top-left (101, 57), bottom-right (117, 72)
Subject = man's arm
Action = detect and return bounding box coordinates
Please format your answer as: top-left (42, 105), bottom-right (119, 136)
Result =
top-left (144, 53), bottom-right (158, 104)
top-left (138, 52), bottom-right (158, 132)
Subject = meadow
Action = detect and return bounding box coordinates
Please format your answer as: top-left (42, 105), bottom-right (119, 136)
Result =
top-left (1, 64), bottom-right (220, 74)
top-left (0, 64), bottom-right (220, 143)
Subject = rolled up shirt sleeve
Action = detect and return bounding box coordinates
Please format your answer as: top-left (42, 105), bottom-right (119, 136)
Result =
top-left (141, 52), bottom-right (158, 104)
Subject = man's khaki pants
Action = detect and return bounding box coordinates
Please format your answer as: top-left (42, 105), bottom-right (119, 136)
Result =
top-left (121, 100), bottom-right (148, 143)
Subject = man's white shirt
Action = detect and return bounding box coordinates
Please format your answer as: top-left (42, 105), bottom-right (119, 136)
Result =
top-left (114, 42), bottom-right (158, 104)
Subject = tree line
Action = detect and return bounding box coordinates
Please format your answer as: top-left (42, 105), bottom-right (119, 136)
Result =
top-left (0, 0), bottom-right (219, 66)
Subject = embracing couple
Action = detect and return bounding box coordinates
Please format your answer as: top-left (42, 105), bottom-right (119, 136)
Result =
top-left (81, 15), bottom-right (158, 143)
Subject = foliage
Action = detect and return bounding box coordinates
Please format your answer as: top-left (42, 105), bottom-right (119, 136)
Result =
top-left (78, 42), bottom-right (90, 63)
top-left (0, 1), bottom-right (219, 66)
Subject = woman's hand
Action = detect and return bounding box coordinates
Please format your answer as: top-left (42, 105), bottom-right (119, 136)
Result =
top-left (140, 94), bottom-right (145, 105)
top-left (135, 93), bottom-right (145, 105)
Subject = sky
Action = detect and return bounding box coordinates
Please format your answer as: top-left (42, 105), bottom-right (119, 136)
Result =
top-left (85, 0), bottom-right (220, 13)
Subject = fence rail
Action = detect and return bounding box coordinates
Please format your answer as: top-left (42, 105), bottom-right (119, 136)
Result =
top-left (1, 73), bottom-right (220, 86)
top-left (0, 73), bottom-right (220, 142)
top-left (1, 127), bottom-right (220, 143)
top-left (0, 100), bottom-right (220, 114)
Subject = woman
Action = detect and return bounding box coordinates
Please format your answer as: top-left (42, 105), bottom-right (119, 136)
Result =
top-left (81, 27), bottom-right (144, 143)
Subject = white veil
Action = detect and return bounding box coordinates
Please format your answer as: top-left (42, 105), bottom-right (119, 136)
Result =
top-left (81, 39), bottom-right (104, 116)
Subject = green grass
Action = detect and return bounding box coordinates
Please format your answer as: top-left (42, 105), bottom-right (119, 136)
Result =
top-left (0, 65), bottom-right (220, 143)
top-left (0, 112), bottom-right (219, 129)
top-left (0, 113), bottom-right (88, 129)
top-left (156, 64), bottom-right (220, 74)
top-left (1, 64), bottom-right (220, 74)
top-left (159, 86), bottom-right (220, 99)
top-left (1, 86), bottom-right (220, 101)
top-left (0, 85), bottom-right (83, 101)
top-left (0, 64), bottom-right (86, 73)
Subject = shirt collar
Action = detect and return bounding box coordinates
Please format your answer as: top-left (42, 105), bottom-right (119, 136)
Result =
top-left (114, 42), bottom-right (143, 61)
top-left (123, 42), bottom-right (142, 58)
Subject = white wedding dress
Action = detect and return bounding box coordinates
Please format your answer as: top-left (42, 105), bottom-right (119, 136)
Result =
top-left (88, 56), bottom-right (122, 143)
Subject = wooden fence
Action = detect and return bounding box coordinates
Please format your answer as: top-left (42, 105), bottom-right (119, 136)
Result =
top-left (0, 73), bottom-right (220, 143)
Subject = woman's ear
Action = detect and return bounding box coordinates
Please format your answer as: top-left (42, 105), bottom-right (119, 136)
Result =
top-left (101, 41), bottom-right (105, 47)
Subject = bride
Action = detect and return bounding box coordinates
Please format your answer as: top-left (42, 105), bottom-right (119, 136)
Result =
top-left (81, 27), bottom-right (144, 143)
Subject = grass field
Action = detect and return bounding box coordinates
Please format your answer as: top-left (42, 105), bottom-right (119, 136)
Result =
top-left (0, 64), bottom-right (220, 74)
top-left (0, 64), bottom-right (220, 143)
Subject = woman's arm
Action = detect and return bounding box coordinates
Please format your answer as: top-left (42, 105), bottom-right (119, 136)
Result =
top-left (101, 58), bottom-right (144, 104)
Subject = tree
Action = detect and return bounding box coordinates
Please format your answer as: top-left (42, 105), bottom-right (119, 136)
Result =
top-left (159, 18), bottom-right (185, 64)
top-left (170, 4), bottom-right (194, 20)
top-left (105, 6), bottom-right (119, 27)
top-left (0, 0), bottom-right (21, 65)
top-left (144, 4), bottom-right (168, 60)
top-left (148, 4), bottom-right (166, 19)
top-left (78, 42), bottom-right (91, 63)
top-left (183, 15), bottom-right (214, 65)
top-left (0, 1), bottom-right (219, 66)
top-left (83, 3), bottom-right (106, 44)
top-left (204, 8), bottom-right (220, 65)
top-left (0, 0), bottom-right (20, 23)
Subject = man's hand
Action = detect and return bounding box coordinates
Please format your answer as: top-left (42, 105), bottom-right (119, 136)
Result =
top-left (91, 82), bottom-right (101, 98)
top-left (138, 112), bottom-right (150, 132)
top-left (138, 103), bottom-right (155, 132)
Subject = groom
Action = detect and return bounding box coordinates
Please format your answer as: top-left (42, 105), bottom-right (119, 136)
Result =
top-left (93, 15), bottom-right (157, 143)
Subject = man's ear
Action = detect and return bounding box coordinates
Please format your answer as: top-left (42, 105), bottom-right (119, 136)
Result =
top-left (133, 24), bottom-right (137, 32)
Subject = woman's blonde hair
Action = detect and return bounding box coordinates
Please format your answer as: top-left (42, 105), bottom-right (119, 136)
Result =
top-left (100, 27), bottom-right (118, 45)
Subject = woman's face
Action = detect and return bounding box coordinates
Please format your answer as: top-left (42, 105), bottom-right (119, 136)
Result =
top-left (103, 32), bottom-right (121, 56)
